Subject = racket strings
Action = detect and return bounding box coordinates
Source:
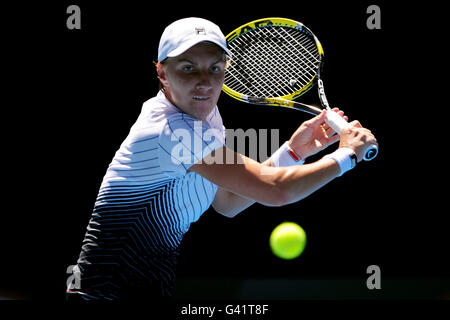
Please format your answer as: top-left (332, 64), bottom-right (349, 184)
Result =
top-left (255, 26), bottom-right (319, 91)
top-left (225, 30), bottom-right (283, 97)
top-left (263, 27), bottom-right (317, 88)
top-left (225, 25), bottom-right (321, 98)
top-left (271, 27), bottom-right (319, 77)
top-left (226, 32), bottom-right (280, 98)
top-left (254, 28), bottom-right (305, 93)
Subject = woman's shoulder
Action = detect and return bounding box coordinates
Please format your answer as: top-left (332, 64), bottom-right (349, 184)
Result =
top-left (141, 91), bottom-right (183, 123)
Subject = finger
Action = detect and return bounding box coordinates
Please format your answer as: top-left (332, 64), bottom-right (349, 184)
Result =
top-left (331, 107), bottom-right (340, 113)
top-left (349, 120), bottom-right (362, 128)
top-left (358, 129), bottom-right (377, 145)
top-left (331, 107), bottom-right (345, 116)
top-left (365, 133), bottom-right (377, 145)
top-left (331, 107), bottom-right (350, 123)
top-left (305, 110), bottom-right (327, 127)
top-left (327, 133), bottom-right (340, 145)
top-left (360, 128), bottom-right (373, 135)
top-left (324, 125), bottom-right (336, 136)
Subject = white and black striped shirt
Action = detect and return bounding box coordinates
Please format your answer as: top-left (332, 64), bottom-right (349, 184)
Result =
top-left (69, 91), bottom-right (226, 300)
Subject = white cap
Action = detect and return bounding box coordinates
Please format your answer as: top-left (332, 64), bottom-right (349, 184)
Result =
top-left (158, 17), bottom-right (232, 62)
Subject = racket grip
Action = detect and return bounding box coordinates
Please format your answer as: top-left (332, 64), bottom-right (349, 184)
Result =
top-left (325, 110), bottom-right (378, 161)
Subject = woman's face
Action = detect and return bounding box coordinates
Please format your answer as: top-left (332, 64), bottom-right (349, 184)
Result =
top-left (158, 42), bottom-right (227, 121)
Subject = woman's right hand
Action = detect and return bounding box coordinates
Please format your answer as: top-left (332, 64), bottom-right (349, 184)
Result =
top-left (338, 121), bottom-right (378, 162)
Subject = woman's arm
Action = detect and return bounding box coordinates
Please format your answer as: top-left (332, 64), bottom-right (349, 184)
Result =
top-left (204, 110), bottom-right (340, 217)
top-left (210, 155), bottom-right (273, 218)
top-left (191, 146), bottom-right (340, 208)
top-left (211, 187), bottom-right (255, 218)
top-left (190, 117), bottom-right (377, 217)
top-left (208, 155), bottom-right (339, 217)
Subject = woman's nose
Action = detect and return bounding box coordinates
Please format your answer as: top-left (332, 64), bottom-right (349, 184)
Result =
top-left (195, 71), bottom-right (212, 91)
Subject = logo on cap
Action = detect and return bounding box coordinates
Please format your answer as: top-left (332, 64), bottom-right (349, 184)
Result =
top-left (195, 27), bottom-right (206, 35)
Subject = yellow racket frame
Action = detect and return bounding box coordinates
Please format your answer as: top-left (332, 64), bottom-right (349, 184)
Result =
top-left (222, 17), bottom-right (324, 109)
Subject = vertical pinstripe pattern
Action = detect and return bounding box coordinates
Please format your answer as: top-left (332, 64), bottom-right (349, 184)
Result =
top-left (68, 92), bottom-right (225, 300)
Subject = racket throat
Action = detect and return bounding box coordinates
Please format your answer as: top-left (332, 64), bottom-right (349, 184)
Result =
top-left (317, 79), bottom-right (331, 109)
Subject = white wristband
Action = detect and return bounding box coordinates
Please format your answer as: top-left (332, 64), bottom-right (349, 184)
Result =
top-left (271, 141), bottom-right (305, 167)
top-left (323, 147), bottom-right (357, 176)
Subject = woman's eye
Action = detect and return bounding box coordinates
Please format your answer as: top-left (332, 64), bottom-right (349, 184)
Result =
top-left (210, 66), bottom-right (221, 72)
top-left (183, 65), bottom-right (194, 72)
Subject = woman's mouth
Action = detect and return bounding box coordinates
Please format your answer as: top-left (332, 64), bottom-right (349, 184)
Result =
top-left (193, 96), bottom-right (210, 101)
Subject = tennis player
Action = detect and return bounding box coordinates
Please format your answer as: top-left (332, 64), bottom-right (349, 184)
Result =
top-left (66, 17), bottom-right (377, 302)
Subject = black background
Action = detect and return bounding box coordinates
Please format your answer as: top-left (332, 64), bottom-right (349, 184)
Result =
top-left (2, 0), bottom-right (448, 302)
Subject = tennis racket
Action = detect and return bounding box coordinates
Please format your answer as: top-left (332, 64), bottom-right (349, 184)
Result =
top-left (222, 17), bottom-right (378, 161)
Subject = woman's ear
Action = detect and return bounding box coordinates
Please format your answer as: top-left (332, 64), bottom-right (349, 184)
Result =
top-left (156, 62), bottom-right (169, 88)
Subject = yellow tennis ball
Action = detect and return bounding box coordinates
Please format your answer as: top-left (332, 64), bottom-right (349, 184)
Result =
top-left (270, 222), bottom-right (307, 260)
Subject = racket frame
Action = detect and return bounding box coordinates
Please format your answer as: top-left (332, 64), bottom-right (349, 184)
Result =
top-left (222, 17), bottom-right (325, 115)
top-left (222, 17), bottom-right (378, 161)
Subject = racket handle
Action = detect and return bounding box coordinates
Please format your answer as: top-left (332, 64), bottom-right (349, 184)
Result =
top-left (325, 110), bottom-right (378, 161)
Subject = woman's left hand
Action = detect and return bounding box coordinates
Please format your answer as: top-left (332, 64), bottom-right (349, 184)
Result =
top-left (288, 108), bottom-right (348, 160)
